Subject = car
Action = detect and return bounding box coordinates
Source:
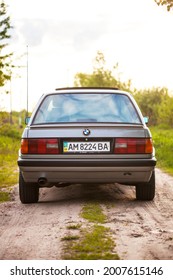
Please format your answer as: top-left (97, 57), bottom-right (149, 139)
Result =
top-left (17, 87), bottom-right (156, 203)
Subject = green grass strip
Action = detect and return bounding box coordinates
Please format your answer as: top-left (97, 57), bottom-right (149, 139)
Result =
top-left (81, 202), bottom-right (106, 223)
top-left (66, 225), bottom-right (119, 260)
top-left (62, 202), bottom-right (120, 260)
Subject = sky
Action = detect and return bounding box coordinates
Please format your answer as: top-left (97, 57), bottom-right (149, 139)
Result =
top-left (1, 0), bottom-right (173, 112)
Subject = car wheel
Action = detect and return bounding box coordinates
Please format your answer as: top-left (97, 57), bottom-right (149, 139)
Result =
top-left (19, 172), bottom-right (39, 203)
top-left (136, 171), bottom-right (155, 201)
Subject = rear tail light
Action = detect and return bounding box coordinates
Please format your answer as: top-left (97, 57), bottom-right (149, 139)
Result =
top-left (114, 138), bottom-right (153, 154)
top-left (21, 138), bottom-right (59, 154)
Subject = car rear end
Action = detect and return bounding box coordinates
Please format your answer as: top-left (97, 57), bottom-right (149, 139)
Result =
top-left (18, 88), bottom-right (156, 203)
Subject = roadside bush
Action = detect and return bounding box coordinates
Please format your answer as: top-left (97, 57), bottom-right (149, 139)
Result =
top-left (0, 124), bottom-right (21, 139)
top-left (134, 87), bottom-right (169, 126)
top-left (150, 127), bottom-right (173, 174)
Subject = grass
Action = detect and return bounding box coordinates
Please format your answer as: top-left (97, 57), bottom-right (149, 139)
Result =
top-left (0, 191), bottom-right (10, 203)
top-left (81, 202), bottom-right (106, 223)
top-left (61, 235), bottom-right (80, 241)
top-left (0, 124), bottom-right (22, 202)
top-left (62, 202), bottom-right (120, 260)
top-left (150, 126), bottom-right (173, 175)
top-left (66, 224), bottom-right (81, 230)
top-left (64, 225), bottom-right (119, 260)
top-left (0, 135), bottom-right (20, 189)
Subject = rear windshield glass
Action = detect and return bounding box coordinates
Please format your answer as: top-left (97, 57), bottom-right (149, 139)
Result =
top-left (33, 93), bottom-right (141, 124)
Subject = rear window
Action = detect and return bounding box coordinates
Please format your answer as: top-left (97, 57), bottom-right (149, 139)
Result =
top-left (33, 93), bottom-right (141, 124)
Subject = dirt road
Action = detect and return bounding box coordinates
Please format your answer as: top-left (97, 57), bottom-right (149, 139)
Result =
top-left (0, 168), bottom-right (173, 260)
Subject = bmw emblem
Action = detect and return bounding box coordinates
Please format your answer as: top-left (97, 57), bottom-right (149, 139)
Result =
top-left (83, 128), bottom-right (90, 136)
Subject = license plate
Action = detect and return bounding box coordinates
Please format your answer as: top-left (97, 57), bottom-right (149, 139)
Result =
top-left (63, 141), bottom-right (110, 153)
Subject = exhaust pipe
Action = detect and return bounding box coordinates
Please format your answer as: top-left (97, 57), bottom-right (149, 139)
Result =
top-left (38, 177), bottom-right (47, 187)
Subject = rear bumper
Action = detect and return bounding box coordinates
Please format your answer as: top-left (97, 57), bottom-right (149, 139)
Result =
top-left (18, 157), bottom-right (156, 184)
top-left (18, 158), bottom-right (156, 167)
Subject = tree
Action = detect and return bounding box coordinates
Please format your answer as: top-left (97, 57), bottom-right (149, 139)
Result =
top-left (154, 0), bottom-right (173, 11)
top-left (134, 87), bottom-right (169, 125)
top-left (0, 1), bottom-right (13, 87)
top-left (158, 95), bottom-right (173, 127)
top-left (74, 51), bottom-right (132, 92)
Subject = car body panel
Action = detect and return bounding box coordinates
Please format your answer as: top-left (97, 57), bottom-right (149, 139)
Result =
top-left (18, 88), bottom-right (156, 189)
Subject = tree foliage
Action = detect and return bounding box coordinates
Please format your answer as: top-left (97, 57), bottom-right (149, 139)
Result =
top-left (158, 95), bottom-right (173, 127)
top-left (74, 51), bottom-right (132, 92)
top-left (134, 87), bottom-right (169, 125)
top-left (0, 0), bottom-right (13, 87)
top-left (154, 0), bottom-right (173, 11)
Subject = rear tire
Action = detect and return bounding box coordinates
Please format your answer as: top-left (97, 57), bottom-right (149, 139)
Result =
top-left (136, 170), bottom-right (155, 201)
top-left (19, 172), bottom-right (39, 203)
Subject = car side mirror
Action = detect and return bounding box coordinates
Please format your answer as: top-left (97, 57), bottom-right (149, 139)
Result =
top-left (143, 116), bottom-right (149, 124)
top-left (25, 117), bottom-right (30, 125)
